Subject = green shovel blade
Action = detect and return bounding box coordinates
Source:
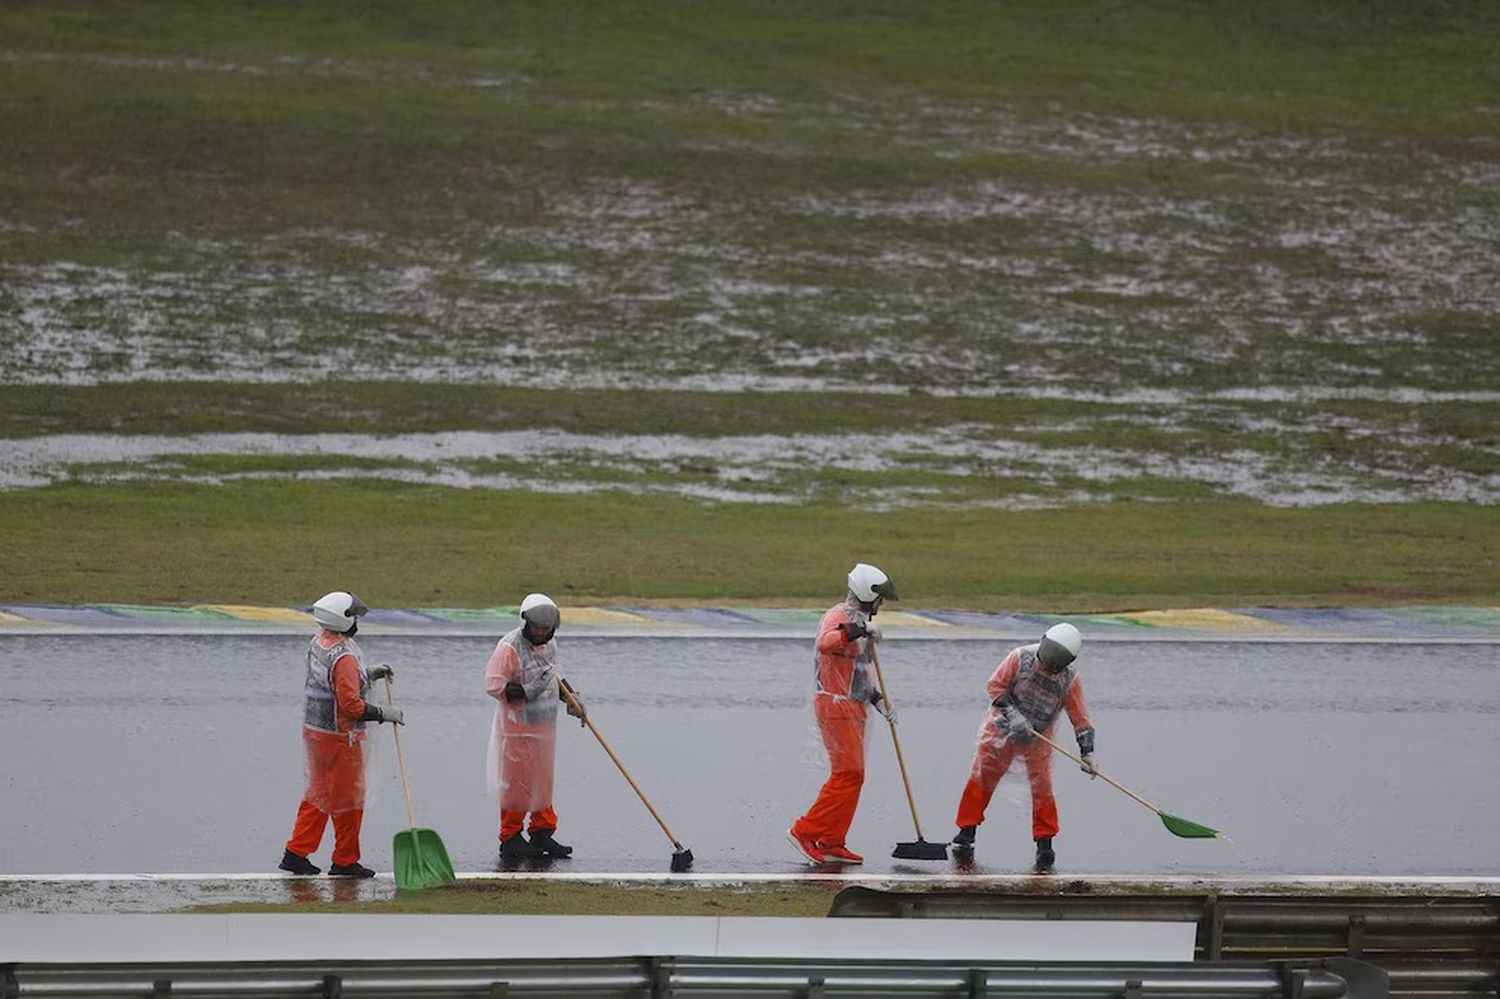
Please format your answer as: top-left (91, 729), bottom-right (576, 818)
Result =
top-left (1159, 811), bottom-right (1220, 839)
top-left (393, 827), bottom-right (456, 890)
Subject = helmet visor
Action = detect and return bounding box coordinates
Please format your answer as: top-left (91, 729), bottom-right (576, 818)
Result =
top-left (1037, 636), bottom-right (1076, 670)
top-left (871, 578), bottom-right (899, 602)
top-left (522, 604), bottom-right (561, 632)
top-left (346, 594), bottom-right (369, 619)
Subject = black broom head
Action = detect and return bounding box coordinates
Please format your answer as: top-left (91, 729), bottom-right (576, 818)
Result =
top-left (892, 839), bottom-right (949, 861)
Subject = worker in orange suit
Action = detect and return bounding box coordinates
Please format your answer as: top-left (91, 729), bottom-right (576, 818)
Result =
top-left (485, 593), bottom-right (585, 861)
top-left (951, 622), bottom-right (1095, 873)
top-left (787, 563), bottom-right (899, 865)
top-left (280, 591), bottom-right (405, 879)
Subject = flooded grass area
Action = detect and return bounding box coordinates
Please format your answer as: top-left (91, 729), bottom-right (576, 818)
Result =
top-left (2, 4), bottom-right (1497, 404)
top-left (0, 386), bottom-right (1495, 508)
top-left (0, 2), bottom-right (1496, 609)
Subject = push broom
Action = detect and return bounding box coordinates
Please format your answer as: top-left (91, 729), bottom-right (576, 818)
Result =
top-left (869, 644), bottom-right (948, 861)
top-left (1031, 729), bottom-right (1222, 839)
top-left (560, 678), bottom-right (694, 872)
top-left (385, 675), bottom-right (457, 889)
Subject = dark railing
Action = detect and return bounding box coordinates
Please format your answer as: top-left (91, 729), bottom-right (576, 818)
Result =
top-left (1, 955), bottom-right (1383, 998)
top-left (828, 889), bottom-right (1499, 998)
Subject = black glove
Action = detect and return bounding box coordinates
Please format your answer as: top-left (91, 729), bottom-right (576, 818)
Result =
top-left (563, 689), bottom-right (587, 725)
top-left (361, 703), bottom-right (405, 725)
top-left (367, 664), bottom-right (394, 682)
top-left (503, 681), bottom-right (526, 703)
top-left (842, 621), bottom-right (869, 641)
top-left (1000, 704), bottom-right (1033, 743)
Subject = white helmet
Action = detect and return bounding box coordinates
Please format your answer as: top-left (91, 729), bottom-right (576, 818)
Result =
top-left (519, 593), bottom-right (561, 634)
top-left (1037, 622), bottom-right (1082, 669)
top-left (312, 591), bottom-right (369, 634)
top-left (847, 563), bottom-right (899, 604)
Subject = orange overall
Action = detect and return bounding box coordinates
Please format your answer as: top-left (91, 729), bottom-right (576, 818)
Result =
top-left (791, 602), bottom-right (876, 851)
top-left (285, 631), bottom-right (371, 866)
top-left (955, 645), bottom-right (1092, 841)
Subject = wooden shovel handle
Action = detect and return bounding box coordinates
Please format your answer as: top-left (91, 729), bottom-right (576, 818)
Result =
top-left (386, 676), bottom-right (418, 830)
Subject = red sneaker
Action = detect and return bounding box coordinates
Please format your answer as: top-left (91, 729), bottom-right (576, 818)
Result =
top-left (786, 827), bottom-right (826, 864)
top-left (819, 844), bottom-right (863, 865)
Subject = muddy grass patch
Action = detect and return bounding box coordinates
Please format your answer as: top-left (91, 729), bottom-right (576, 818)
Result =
top-left (190, 880), bottom-right (838, 917)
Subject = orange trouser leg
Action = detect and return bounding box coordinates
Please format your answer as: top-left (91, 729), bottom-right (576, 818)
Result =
top-left (798, 769), bottom-right (864, 847)
top-left (1023, 746), bottom-right (1059, 840)
top-left (793, 710), bottom-right (866, 846)
top-left (286, 799), bottom-right (328, 858)
top-left (955, 740), bottom-right (1019, 829)
top-left (500, 806), bottom-right (561, 840)
top-left (329, 809), bottom-right (364, 866)
top-left (291, 729), bottom-right (368, 863)
top-left (527, 807), bottom-right (559, 834)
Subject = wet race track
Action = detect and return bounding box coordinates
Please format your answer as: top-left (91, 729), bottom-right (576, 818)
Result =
top-left (1, 634), bottom-right (1496, 879)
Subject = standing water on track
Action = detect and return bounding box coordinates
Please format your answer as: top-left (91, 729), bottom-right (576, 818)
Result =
top-left (0, 635), bottom-right (1495, 877)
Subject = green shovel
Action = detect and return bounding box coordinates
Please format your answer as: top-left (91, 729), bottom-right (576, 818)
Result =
top-left (1032, 729), bottom-right (1222, 839)
top-left (386, 675), bottom-right (457, 889)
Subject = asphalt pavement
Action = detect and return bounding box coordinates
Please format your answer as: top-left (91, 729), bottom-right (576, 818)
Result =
top-left (1, 634), bottom-right (1495, 878)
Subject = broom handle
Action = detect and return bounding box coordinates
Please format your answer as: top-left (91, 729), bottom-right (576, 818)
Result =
top-left (869, 643), bottom-right (926, 841)
top-left (1029, 728), bottom-right (1163, 815)
top-left (385, 676), bottom-right (418, 830)
top-left (560, 679), bottom-right (684, 848)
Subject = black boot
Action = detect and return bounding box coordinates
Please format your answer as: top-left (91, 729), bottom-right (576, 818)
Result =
top-left (500, 833), bottom-right (544, 860)
top-left (529, 829), bottom-right (573, 858)
top-left (328, 861), bottom-right (376, 879)
top-left (952, 826), bottom-right (976, 849)
top-left (279, 850), bottom-right (320, 876)
top-left (1033, 837), bottom-right (1055, 874)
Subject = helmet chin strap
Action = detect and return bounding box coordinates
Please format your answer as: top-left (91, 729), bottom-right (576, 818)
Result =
top-left (345, 621), bottom-right (358, 637)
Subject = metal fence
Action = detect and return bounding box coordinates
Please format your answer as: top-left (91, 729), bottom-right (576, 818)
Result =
top-left (827, 890), bottom-right (1500, 998)
top-left (1, 956), bottom-right (1384, 998)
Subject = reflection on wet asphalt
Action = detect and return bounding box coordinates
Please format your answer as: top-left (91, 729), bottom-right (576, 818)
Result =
top-left (1, 635), bottom-right (1496, 877)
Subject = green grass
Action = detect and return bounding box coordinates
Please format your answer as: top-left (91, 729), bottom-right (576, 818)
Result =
top-left (0, 480), bottom-right (1491, 608)
top-left (5, 2), bottom-right (1495, 133)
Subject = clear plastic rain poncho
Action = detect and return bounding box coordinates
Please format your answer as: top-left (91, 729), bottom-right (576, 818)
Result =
top-left (972, 645), bottom-right (1090, 758)
top-left (793, 600), bottom-right (879, 845)
top-left (954, 641), bottom-right (1095, 838)
top-left (485, 625), bottom-right (561, 815)
top-left (811, 598), bottom-right (878, 741)
top-left (299, 633), bottom-right (379, 815)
